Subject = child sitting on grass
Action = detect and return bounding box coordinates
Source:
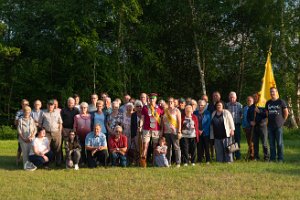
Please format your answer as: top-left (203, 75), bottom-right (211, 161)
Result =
top-left (154, 137), bottom-right (169, 167)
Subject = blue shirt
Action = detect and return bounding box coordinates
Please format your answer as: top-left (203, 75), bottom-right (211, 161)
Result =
top-left (85, 131), bottom-right (107, 147)
top-left (93, 112), bottom-right (107, 134)
top-left (242, 106), bottom-right (250, 128)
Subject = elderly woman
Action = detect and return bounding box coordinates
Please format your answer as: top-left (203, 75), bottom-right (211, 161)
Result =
top-left (18, 106), bottom-right (37, 170)
top-left (123, 102), bottom-right (134, 147)
top-left (106, 101), bottom-right (123, 136)
top-left (108, 125), bottom-right (128, 167)
top-left (92, 100), bottom-right (107, 137)
top-left (210, 101), bottom-right (235, 163)
top-left (73, 102), bottom-right (92, 164)
top-left (180, 105), bottom-right (199, 166)
top-left (29, 127), bottom-right (53, 169)
top-left (161, 97), bottom-right (181, 167)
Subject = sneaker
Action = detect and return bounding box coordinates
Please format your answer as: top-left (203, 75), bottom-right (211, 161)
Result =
top-left (176, 164), bottom-right (180, 168)
top-left (74, 164), bottom-right (79, 170)
top-left (183, 163), bottom-right (188, 167)
top-left (191, 163), bottom-right (195, 166)
top-left (206, 162), bottom-right (210, 165)
top-left (24, 161), bottom-right (37, 171)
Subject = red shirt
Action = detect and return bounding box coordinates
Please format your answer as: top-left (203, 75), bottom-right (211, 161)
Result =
top-left (141, 105), bottom-right (164, 131)
top-left (108, 134), bottom-right (128, 150)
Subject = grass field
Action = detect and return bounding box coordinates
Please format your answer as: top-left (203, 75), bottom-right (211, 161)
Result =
top-left (0, 130), bottom-right (300, 200)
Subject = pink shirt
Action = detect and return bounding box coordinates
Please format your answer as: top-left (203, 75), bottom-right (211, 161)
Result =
top-left (73, 114), bottom-right (92, 142)
top-left (142, 105), bottom-right (163, 131)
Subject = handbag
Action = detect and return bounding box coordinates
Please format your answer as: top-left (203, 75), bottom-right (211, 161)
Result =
top-left (226, 138), bottom-right (239, 153)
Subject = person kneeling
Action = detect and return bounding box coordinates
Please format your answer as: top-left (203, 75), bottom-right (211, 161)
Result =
top-left (65, 131), bottom-right (81, 170)
top-left (29, 127), bottom-right (53, 170)
top-left (85, 124), bottom-right (108, 168)
top-left (109, 125), bottom-right (128, 167)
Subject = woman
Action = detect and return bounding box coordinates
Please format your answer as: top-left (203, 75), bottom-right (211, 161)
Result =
top-left (65, 131), bottom-right (81, 170)
top-left (106, 101), bottom-right (123, 136)
top-left (73, 102), bottom-right (92, 164)
top-left (123, 103), bottom-right (134, 147)
top-left (161, 97), bottom-right (181, 167)
top-left (29, 127), bottom-right (53, 169)
top-left (17, 106), bottom-right (37, 170)
top-left (92, 100), bottom-right (107, 137)
top-left (180, 105), bottom-right (199, 166)
top-left (210, 101), bottom-right (235, 163)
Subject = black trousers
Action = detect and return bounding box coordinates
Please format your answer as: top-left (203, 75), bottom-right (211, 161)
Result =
top-left (86, 149), bottom-right (108, 168)
top-left (197, 135), bottom-right (211, 163)
top-left (180, 137), bottom-right (196, 164)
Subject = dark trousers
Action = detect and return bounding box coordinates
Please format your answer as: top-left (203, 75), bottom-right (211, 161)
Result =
top-left (67, 149), bottom-right (81, 165)
top-left (197, 135), bottom-right (211, 163)
top-left (111, 152), bottom-right (127, 167)
top-left (86, 149), bottom-right (108, 168)
top-left (29, 151), bottom-right (53, 167)
top-left (253, 123), bottom-right (269, 160)
top-left (233, 123), bottom-right (241, 159)
top-left (180, 137), bottom-right (196, 164)
top-left (244, 127), bottom-right (254, 159)
top-left (80, 140), bottom-right (87, 164)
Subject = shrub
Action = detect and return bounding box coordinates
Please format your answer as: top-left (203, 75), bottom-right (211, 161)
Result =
top-left (0, 126), bottom-right (17, 140)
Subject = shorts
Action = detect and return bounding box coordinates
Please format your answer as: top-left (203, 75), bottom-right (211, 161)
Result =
top-left (142, 130), bottom-right (160, 144)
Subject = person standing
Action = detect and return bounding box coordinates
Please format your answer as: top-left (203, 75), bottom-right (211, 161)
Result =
top-left (247, 93), bottom-right (269, 161)
top-left (194, 100), bottom-right (211, 164)
top-left (88, 94), bottom-right (98, 113)
top-left (91, 100), bottom-right (107, 137)
top-left (226, 91), bottom-right (243, 160)
top-left (61, 97), bottom-right (79, 142)
top-left (39, 99), bottom-right (63, 166)
top-left (242, 96), bottom-right (254, 160)
top-left (31, 100), bottom-right (43, 127)
top-left (266, 87), bottom-right (288, 162)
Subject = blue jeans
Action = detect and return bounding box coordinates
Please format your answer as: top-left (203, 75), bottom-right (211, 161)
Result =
top-left (29, 151), bottom-right (53, 167)
top-left (268, 127), bottom-right (284, 161)
top-left (234, 124), bottom-right (241, 159)
top-left (111, 152), bottom-right (127, 167)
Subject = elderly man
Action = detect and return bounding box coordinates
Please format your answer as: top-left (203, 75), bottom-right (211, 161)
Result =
top-left (120, 94), bottom-right (131, 113)
top-left (140, 93), bottom-right (148, 106)
top-left (131, 100), bottom-right (143, 164)
top-left (225, 91), bottom-right (243, 160)
top-left (85, 124), bottom-right (108, 168)
top-left (39, 99), bottom-right (63, 166)
top-left (104, 97), bottom-right (112, 116)
top-left (266, 87), bottom-right (288, 162)
top-left (109, 125), bottom-right (128, 167)
top-left (61, 97), bottom-right (79, 141)
top-left (138, 93), bottom-right (164, 163)
top-left (88, 94), bottom-right (98, 113)
top-left (31, 100), bottom-right (43, 127)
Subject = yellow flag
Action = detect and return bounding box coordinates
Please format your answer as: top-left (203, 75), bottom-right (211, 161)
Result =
top-left (257, 52), bottom-right (278, 107)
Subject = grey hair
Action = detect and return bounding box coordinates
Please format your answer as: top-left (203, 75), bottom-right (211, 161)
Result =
top-left (80, 102), bottom-right (88, 108)
top-left (134, 100), bottom-right (143, 107)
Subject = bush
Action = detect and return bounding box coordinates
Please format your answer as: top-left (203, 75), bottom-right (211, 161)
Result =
top-left (0, 126), bottom-right (17, 140)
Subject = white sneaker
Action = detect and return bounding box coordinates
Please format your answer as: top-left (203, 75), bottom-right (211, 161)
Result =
top-left (176, 164), bottom-right (181, 168)
top-left (183, 163), bottom-right (188, 167)
top-left (24, 161), bottom-right (37, 171)
top-left (74, 164), bottom-right (79, 170)
top-left (191, 163), bottom-right (195, 166)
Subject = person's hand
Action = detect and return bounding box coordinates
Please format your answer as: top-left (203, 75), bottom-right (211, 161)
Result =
top-left (43, 155), bottom-right (49, 162)
top-left (199, 130), bottom-right (203, 135)
top-left (92, 149), bottom-right (98, 156)
top-left (255, 107), bottom-right (260, 113)
top-left (250, 121), bottom-right (256, 126)
top-left (230, 130), bottom-right (234, 136)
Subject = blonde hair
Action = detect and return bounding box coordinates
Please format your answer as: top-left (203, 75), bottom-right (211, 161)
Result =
top-left (23, 106), bottom-right (31, 113)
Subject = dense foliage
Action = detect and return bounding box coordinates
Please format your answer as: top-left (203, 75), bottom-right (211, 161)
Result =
top-left (0, 0), bottom-right (299, 124)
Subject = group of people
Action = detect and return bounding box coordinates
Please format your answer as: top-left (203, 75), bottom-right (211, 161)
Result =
top-left (15, 87), bottom-right (288, 171)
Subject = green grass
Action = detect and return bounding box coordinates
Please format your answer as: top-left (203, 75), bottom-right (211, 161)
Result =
top-left (1, 130), bottom-right (300, 200)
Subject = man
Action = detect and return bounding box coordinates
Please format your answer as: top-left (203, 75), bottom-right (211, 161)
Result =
top-left (88, 94), bottom-right (98, 113)
top-left (73, 94), bottom-right (81, 112)
top-left (131, 100), bottom-right (143, 164)
top-left (61, 97), bottom-right (79, 141)
top-left (178, 98), bottom-right (186, 116)
top-left (247, 93), bottom-right (269, 161)
top-left (104, 97), bottom-right (112, 116)
top-left (207, 91), bottom-right (221, 114)
top-left (266, 87), bottom-right (288, 162)
top-left (39, 99), bottom-right (63, 166)
top-left (242, 96), bottom-right (254, 160)
top-left (140, 93), bottom-right (148, 106)
top-left (53, 99), bottom-right (61, 113)
top-left (120, 94), bottom-right (131, 113)
top-left (201, 95), bottom-right (209, 111)
top-left (225, 91), bottom-right (243, 160)
top-left (138, 93), bottom-right (164, 163)
top-left (31, 100), bottom-right (43, 127)
top-left (15, 99), bottom-right (30, 165)
top-left (108, 125), bottom-right (128, 167)
top-left (85, 124), bottom-right (108, 168)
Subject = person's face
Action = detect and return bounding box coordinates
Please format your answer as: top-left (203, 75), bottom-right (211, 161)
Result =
top-left (126, 106), bottom-right (133, 113)
top-left (48, 104), bottom-right (55, 112)
top-left (69, 132), bottom-right (75, 140)
top-left (75, 97), bottom-right (80, 105)
top-left (24, 110), bottom-right (31, 118)
top-left (124, 95), bottom-right (130, 103)
top-left (159, 139), bottom-right (165, 146)
top-left (229, 94), bottom-right (237, 103)
top-left (112, 103), bottom-right (119, 111)
top-left (140, 94), bottom-right (147, 103)
top-left (185, 106), bottom-right (193, 116)
top-left (53, 100), bottom-right (58, 109)
top-left (270, 88), bottom-right (277, 99)
top-left (191, 102), bottom-right (197, 111)
top-left (81, 105), bottom-right (88, 114)
top-left (94, 125), bottom-right (101, 135)
top-left (216, 102), bottom-right (223, 112)
top-left (174, 99), bottom-right (179, 107)
top-left (202, 95), bottom-right (208, 103)
top-left (101, 94), bottom-right (107, 101)
top-left (213, 93), bottom-right (221, 102)
top-left (149, 97), bottom-right (157, 105)
top-left (68, 99), bottom-right (75, 109)
top-left (159, 101), bottom-right (165, 108)
top-left (91, 95), bottom-right (98, 104)
top-left (168, 99), bottom-right (174, 109)
top-left (179, 102), bottom-right (186, 110)
top-left (115, 127), bottom-right (122, 137)
top-left (247, 97), bottom-right (254, 106)
top-left (22, 101), bottom-right (29, 109)
top-left (34, 101), bottom-right (41, 110)
top-left (97, 102), bottom-right (104, 111)
top-left (253, 94), bottom-right (259, 103)
top-left (38, 129), bottom-right (46, 138)
top-left (105, 99), bottom-right (111, 107)
top-left (199, 101), bottom-right (206, 112)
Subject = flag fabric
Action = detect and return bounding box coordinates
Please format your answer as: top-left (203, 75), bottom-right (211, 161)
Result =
top-left (257, 52), bottom-right (278, 107)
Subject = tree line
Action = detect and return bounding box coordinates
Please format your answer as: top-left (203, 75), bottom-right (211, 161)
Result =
top-left (0, 0), bottom-right (299, 126)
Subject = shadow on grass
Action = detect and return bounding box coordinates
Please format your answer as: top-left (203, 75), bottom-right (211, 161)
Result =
top-left (268, 168), bottom-right (300, 176)
top-left (0, 156), bottom-right (22, 170)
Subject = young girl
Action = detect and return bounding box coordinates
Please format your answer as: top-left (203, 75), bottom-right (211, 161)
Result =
top-left (65, 131), bottom-right (81, 170)
top-left (154, 137), bottom-right (169, 167)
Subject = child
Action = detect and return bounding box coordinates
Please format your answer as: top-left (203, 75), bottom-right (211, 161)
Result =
top-left (65, 131), bottom-right (81, 170)
top-left (154, 137), bottom-right (169, 167)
